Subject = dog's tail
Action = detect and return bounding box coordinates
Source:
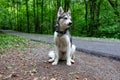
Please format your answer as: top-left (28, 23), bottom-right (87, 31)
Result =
top-left (72, 45), bottom-right (76, 53)
top-left (48, 51), bottom-right (55, 62)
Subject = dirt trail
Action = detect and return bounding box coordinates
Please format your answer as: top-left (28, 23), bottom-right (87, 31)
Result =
top-left (0, 41), bottom-right (120, 80)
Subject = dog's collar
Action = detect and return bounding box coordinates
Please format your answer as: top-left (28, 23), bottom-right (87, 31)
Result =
top-left (56, 30), bottom-right (66, 34)
top-left (56, 28), bottom-right (69, 37)
top-left (56, 28), bottom-right (68, 34)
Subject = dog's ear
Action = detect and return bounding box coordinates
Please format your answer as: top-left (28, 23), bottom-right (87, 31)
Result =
top-left (57, 7), bottom-right (64, 17)
top-left (67, 10), bottom-right (71, 15)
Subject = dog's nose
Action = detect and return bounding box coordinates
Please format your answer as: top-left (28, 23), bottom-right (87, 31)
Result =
top-left (68, 22), bottom-right (72, 26)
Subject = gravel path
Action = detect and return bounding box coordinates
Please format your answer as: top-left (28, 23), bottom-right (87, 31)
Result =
top-left (2, 30), bottom-right (120, 61)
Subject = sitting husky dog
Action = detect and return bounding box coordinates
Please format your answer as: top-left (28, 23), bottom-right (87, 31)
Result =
top-left (48, 7), bottom-right (76, 66)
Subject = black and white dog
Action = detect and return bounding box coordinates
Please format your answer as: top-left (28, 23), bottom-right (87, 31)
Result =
top-left (48, 7), bottom-right (76, 66)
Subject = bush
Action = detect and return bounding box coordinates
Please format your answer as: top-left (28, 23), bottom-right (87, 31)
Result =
top-left (0, 34), bottom-right (28, 54)
top-left (98, 24), bottom-right (120, 39)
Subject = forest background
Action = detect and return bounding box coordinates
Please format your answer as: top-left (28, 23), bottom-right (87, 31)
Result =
top-left (0, 0), bottom-right (120, 39)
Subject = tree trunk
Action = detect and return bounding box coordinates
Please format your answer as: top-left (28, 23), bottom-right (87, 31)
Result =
top-left (57, 0), bottom-right (60, 10)
top-left (95, 0), bottom-right (103, 28)
top-left (88, 0), bottom-right (102, 36)
top-left (10, 4), bottom-right (13, 29)
top-left (16, 0), bottom-right (19, 31)
top-left (89, 0), bottom-right (96, 36)
top-left (33, 0), bottom-right (36, 32)
top-left (37, 0), bottom-right (40, 33)
top-left (64, 0), bottom-right (70, 11)
top-left (14, 1), bottom-right (16, 30)
top-left (26, 0), bottom-right (30, 33)
top-left (84, 0), bottom-right (88, 29)
top-left (40, 0), bottom-right (43, 34)
top-left (19, 1), bottom-right (22, 31)
top-left (34, 0), bottom-right (40, 33)
top-left (72, 0), bottom-right (75, 30)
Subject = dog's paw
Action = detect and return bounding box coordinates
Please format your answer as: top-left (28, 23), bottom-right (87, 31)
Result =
top-left (52, 62), bottom-right (58, 65)
top-left (67, 62), bottom-right (71, 66)
top-left (71, 59), bottom-right (75, 64)
top-left (48, 59), bottom-right (54, 63)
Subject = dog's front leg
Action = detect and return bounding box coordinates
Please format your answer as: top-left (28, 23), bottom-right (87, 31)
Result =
top-left (52, 48), bottom-right (59, 65)
top-left (66, 47), bottom-right (72, 66)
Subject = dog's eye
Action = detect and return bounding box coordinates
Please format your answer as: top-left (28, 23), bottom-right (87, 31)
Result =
top-left (64, 17), bottom-right (67, 20)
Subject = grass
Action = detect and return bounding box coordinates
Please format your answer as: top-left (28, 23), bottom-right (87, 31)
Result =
top-left (0, 34), bottom-right (28, 54)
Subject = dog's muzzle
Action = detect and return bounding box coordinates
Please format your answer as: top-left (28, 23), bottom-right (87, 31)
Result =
top-left (68, 22), bottom-right (72, 26)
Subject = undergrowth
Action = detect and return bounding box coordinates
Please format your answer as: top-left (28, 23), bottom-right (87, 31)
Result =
top-left (0, 34), bottom-right (28, 54)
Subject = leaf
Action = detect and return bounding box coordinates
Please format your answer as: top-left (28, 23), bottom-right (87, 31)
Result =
top-left (0, 74), bottom-right (3, 78)
top-left (3, 72), bottom-right (18, 79)
top-left (75, 75), bottom-right (79, 79)
top-left (41, 77), bottom-right (47, 80)
top-left (50, 78), bottom-right (56, 80)
top-left (29, 68), bottom-right (38, 76)
top-left (83, 78), bottom-right (88, 80)
top-left (33, 77), bottom-right (38, 80)
top-left (32, 68), bottom-right (38, 73)
top-left (6, 66), bottom-right (13, 70)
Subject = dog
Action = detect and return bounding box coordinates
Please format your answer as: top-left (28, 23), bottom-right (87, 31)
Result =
top-left (48, 7), bottom-right (76, 66)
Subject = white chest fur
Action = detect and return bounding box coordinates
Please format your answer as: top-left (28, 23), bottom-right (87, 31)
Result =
top-left (54, 32), bottom-right (70, 52)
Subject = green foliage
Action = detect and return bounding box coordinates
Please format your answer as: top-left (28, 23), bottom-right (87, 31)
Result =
top-left (0, 34), bottom-right (28, 54)
top-left (0, 0), bottom-right (120, 39)
top-left (98, 24), bottom-right (120, 38)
